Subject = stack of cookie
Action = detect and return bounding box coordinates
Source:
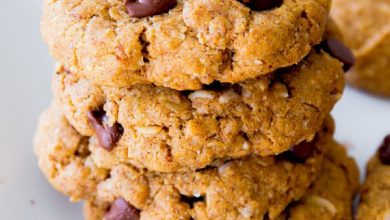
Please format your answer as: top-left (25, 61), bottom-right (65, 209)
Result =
top-left (35, 0), bottom-right (358, 219)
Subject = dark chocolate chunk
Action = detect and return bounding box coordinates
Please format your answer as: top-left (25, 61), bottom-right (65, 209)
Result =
top-left (104, 198), bottom-right (140, 220)
top-left (87, 110), bottom-right (123, 151)
top-left (379, 135), bottom-right (390, 165)
top-left (240, 0), bottom-right (283, 11)
top-left (180, 195), bottom-right (204, 208)
top-left (320, 38), bottom-right (355, 71)
top-left (284, 137), bottom-right (318, 163)
top-left (124, 0), bottom-right (177, 18)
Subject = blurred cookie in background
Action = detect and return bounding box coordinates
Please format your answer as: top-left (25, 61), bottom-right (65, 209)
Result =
top-left (331, 0), bottom-right (390, 97)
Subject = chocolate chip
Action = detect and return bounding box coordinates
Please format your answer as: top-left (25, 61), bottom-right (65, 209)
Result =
top-left (240, 0), bottom-right (283, 11)
top-left (284, 137), bottom-right (318, 163)
top-left (87, 110), bottom-right (123, 152)
top-left (379, 135), bottom-right (390, 165)
top-left (104, 198), bottom-right (140, 220)
top-left (64, 68), bottom-right (72, 75)
top-left (180, 195), bottom-right (204, 208)
top-left (124, 0), bottom-right (177, 18)
top-left (320, 38), bottom-right (355, 71)
top-left (202, 81), bottom-right (231, 91)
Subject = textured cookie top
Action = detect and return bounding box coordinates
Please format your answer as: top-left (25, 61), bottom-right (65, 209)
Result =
top-left (357, 135), bottom-right (390, 220)
top-left (41, 0), bottom-right (331, 90)
top-left (52, 49), bottom-right (344, 172)
top-left (34, 104), bottom-right (333, 219)
top-left (276, 140), bottom-right (359, 220)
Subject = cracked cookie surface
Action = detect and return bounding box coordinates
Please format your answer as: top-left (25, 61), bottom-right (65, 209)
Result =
top-left (34, 104), bottom-right (333, 219)
top-left (331, 0), bottom-right (390, 97)
top-left (41, 0), bottom-right (331, 90)
top-left (52, 49), bottom-right (344, 172)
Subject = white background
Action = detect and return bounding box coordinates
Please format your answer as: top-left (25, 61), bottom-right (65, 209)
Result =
top-left (0, 1), bottom-right (389, 219)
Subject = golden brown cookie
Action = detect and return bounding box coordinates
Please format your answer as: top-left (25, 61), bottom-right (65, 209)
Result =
top-left (276, 140), bottom-right (359, 220)
top-left (331, 0), bottom-right (390, 97)
top-left (81, 132), bottom-right (358, 220)
top-left (41, 0), bottom-right (332, 90)
top-left (52, 48), bottom-right (344, 172)
top-left (357, 135), bottom-right (390, 220)
top-left (34, 104), bottom-right (333, 219)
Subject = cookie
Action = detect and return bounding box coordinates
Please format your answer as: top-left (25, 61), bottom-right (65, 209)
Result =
top-left (34, 104), bottom-right (333, 219)
top-left (52, 48), bottom-right (344, 172)
top-left (81, 133), bottom-right (356, 220)
top-left (331, 0), bottom-right (390, 97)
top-left (41, 0), bottom-right (332, 90)
top-left (276, 140), bottom-right (359, 220)
top-left (357, 135), bottom-right (390, 220)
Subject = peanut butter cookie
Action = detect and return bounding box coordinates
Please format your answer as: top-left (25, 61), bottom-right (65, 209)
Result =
top-left (34, 104), bottom-right (334, 219)
top-left (52, 49), bottom-right (344, 172)
top-left (41, 0), bottom-right (332, 90)
top-left (331, 0), bottom-right (390, 97)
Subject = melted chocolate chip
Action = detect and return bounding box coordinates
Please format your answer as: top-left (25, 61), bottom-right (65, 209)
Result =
top-left (87, 110), bottom-right (123, 152)
top-left (320, 38), bottom-right (355, 71)
top-left (180, 195), bottom-right (204, 208)
top-left (379, 135), bottom-right (390, 165)
top-left (240, 0), bottom-right (283, 11)
top-left (124, 0), bottom-right (177, 18)
top-left (284, 137), bottom-right (318, 163)
top-left (104, 198), bottom-right (140, 220)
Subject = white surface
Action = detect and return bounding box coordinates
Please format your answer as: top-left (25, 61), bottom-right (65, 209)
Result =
top-left (333, 87), bottom-right (390, 173)
top-left (0, 1), bottom-right (389, 220)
